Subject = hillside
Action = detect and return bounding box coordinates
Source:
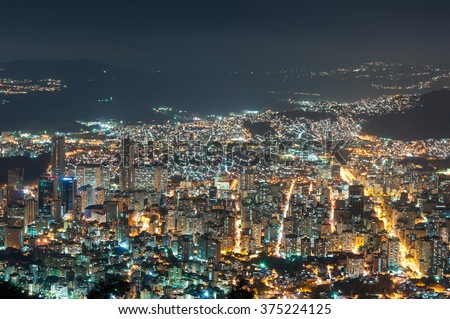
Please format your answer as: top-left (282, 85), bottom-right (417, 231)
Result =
top-left (362, 89), bottom-right (450, 140)
top-left (0, 59), bottom-right (156, 131)
top-left (0, 59), bottom-right (274, 131)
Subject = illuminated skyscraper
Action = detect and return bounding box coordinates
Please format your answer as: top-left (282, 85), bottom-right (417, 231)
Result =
top-left (7, 167), bottom-right (24, 205)
top-left (38, 174), bottom-right (53, 215)
top-left (78, 185), bottom-right (93, 211)
top-left (387, 237), bottom-right (400, 270)
top-left (76, 164), bottom-right (103, 189)
top-left (119, 137), bottom-right (135, 191)
top-left (6, 203), bottom-right (26, 228)
top-left (24, 199), bottom-right (37, 227)
top-left (62, 177), bottom-right (77, 213)
top-left (4, 203), bottom-right (26, 249)
top-left (52, 136), bottom-right (66, 199)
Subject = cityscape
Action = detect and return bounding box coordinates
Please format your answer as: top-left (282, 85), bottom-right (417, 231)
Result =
top-left (1, 0), bottom-right (450, 301)
top-left (0, 102), bottom-right (449, 299)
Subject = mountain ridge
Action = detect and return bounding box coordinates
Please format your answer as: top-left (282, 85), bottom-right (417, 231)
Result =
top-left (0, 59), bottom-right (449, 141)
top-left (362, 89), bottom-right (450, 140)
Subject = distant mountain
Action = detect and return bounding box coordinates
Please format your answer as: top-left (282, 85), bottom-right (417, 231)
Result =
top-left (399, 157), bottom-right (450, 171)
top-left (0, 59), bottom-right (279, 131)
top-left (362, 89), bottom-right (450, 140)
top-left (1, 59), bottom-right (449, 140)
top-left (0, 59), bottom-right (158, 131)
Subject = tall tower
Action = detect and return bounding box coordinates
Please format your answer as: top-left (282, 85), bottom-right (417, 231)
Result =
top-left (38, 174), bottom-right (53, 215)
top-left (120, 137), bottom-right (134, 190)
top-left (52, 136), bottom-right (66, 199)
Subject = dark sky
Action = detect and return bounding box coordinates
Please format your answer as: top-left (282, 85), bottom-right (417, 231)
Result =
top-left (1, 0), bottom-right (450, 71)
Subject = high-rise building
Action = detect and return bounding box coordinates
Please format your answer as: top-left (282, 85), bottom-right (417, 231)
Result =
top-left (62, 177), bottom-right (77, 213)
top-left (198, 233), bottom-right (221, 262)
top-left (4, 203), bottom-right (26, 249)
top-left (123, 137), bottom-right (134, 168)
top-left (387, 237), bottom-right (400, 270)
top-left (76, 164), bottom-right (103, 189)
top-left (7, 167), bottom-right (24, 205)
top-left (349, 184), bottom-right (364, 220)
top-left (133, 166), bottom-right (153, 190)
top-left (51, 199), bottom-right (62, 221)
top-left (301, 237), bottom-right (312, 257)
top-left (314, 237), bottom-right (327, 257)
top-left (52, 136), bottom-right (66, 200)
top-left (285, 234), bottom-right (298, 256)
top-left (104, 201), bottom-right (119, 222)
top-left (119, 137), bottom-right (136, 191)
top-left (120, 167), bottom-right (132, 191)
top-left (38, 174), bottom-right (53, 215)
top-left (101, 165), bottom-right (111, 189)
top-left (238, 171), bottom-right (255, 191)
top-left (6, 204), bottom-right (26, 228)
top-left (52, 136), bottom-right (65, 177)
top-left (93, 187), bottom-right (105, 205)
top-left (24, 199), bottom-right (37, 228)
top-left (78, 185), bottom-right (93, 212)
top-left (178, 234), bottom-right (193, 262)
top-left (154, 167), bottom-right (168, 193)
top-left (4, 226), bottom-right (23, 250)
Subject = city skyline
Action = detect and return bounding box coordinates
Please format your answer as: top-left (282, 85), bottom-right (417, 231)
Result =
top-left (0, 107), bottom-right (449, 299)
top-left (0, 0), bottom-right (449, 302)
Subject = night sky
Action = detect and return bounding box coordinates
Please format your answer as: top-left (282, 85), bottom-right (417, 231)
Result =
top-left (1, 0), bottom-right (450, 71)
